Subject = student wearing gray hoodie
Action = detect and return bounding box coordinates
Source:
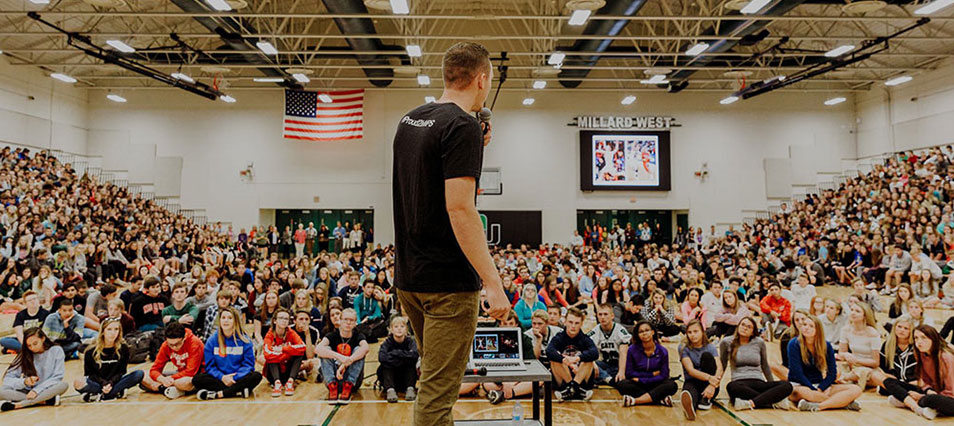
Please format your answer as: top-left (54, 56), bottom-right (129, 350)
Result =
top-left (0, 327), bottom-right (68, 411)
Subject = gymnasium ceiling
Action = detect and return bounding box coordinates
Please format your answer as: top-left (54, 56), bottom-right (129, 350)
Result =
top-left (0, 0), bottom-right (952, 96)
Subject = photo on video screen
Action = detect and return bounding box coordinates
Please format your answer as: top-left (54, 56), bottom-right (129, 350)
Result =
top-left (592, 135), bottom-right (659, 187)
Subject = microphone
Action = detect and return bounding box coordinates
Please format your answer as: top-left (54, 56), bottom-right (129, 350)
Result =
top-left (464, 366), bottom-right (488, 376)
top-left (478, 107), bottom-right (492, 135)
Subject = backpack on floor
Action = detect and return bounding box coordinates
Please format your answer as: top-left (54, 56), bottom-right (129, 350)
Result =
top-left (126, 331), bottom-right (153, 364)
top-left (148, 327), bottom-right (166, 361)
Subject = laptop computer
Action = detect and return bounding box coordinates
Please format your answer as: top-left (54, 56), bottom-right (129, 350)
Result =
top-left (468, 327), bottom-right (527, 372)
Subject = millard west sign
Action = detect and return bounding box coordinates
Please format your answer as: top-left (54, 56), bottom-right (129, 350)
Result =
top-left (574, 115), bottom-right (676, 130)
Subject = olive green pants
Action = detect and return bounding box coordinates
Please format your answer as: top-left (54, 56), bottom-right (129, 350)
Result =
top-left (397, 289), bottom-right (479, 426)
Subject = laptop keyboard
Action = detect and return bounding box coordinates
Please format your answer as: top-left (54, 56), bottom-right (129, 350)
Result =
top-left (475, 361), bottom-right (522, 368)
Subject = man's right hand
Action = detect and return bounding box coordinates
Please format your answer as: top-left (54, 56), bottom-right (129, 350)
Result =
top-left (484, 278), bottom-right (510, 321)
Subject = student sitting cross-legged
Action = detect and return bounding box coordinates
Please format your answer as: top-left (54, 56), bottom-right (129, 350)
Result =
top-left (377, 315), bottom-right (419, 403)
top-left (140, 322), bottom-right (204, 399)
top-left (617, 320), bottom-right (678, 407)
top-left (547, 307), bottom-right (598, 402)
top-left (263, 308), bottom-right (306, 397)
top-left (74, 318), bottom-right (144, 402)
top-left (0, 327), bottom-right (68, 411)
top-left (193, 306), bottom-right (263, 400)
top-left (317, 307), bottom-right (369, 404)
top-left (788, 312), bottom-right (863, 412)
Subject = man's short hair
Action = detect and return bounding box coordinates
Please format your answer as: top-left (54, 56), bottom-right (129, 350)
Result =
top-left (442, 42), bottom-right (491, 89)
top-left (100, 284), bottom-right (117, 297)
top-left (165, 322), bottom-right (186, 339)
top-left (143, 275), bottom-right (160, 289)
top-left (52, 296), bottom-right (71, 311)
top-left (566, 307), bottom-right (585, 320)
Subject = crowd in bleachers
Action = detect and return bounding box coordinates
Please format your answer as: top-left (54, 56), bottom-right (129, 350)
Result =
top-left (2, 144), bottom-right (954, 421)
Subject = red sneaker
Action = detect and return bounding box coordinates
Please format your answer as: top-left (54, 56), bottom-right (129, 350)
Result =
top-left (284, 380), bottom-right (295, 397)
top-left (272, 381), bottom-right (282, 398)
top-left (327, 382), bottom-right (338, 401)
top-left (340, 382), bottom-right (353, 404)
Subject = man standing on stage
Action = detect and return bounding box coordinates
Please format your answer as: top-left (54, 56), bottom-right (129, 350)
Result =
top-left (392, 41), bottom-right (509, 426)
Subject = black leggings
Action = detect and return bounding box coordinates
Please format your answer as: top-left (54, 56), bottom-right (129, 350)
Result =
top-left (884, 378), bottom-right (954, 416)
top-left (726, 378), bottom-right (793, 408)
top-left (616, 379), bottom-right (678, 404)
top-left (709, 322), bottom-right (737, 338)
top-left (654, 323), bottom-right (682, 338)
top-left (265, 356), bottom-right (303, 383)
top-left (682, 352), bottom-right (720, 409)
top-left (377, 362), bottom-right (418, 391)
top-left (192, 372), bottom-right (263, 398)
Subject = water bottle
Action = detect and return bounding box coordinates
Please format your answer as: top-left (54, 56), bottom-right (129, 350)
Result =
top-left (512, 401), bottom-right (524, 425)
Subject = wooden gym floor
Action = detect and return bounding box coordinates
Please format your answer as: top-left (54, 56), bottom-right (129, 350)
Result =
top-left (1, 286), bottom-right (953, 425)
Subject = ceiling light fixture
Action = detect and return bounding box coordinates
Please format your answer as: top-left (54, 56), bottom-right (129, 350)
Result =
top-left (220, 94), bottom-right (236, 103)
top-left (405, 44), bottom-right (422, 57)
top-left (171, 72), bottom-right (194, 83)
top-left (824, 44), bottom-right (854, 58)
top-left (292, 73), bottom-right (310, 83)
top-left (824, 97), bottom-right (846, 106)
top-left (621, 95), bottom-right (636, 105)
top-left (532, 80), bottom-right (546, 89)
top-left (253, 77), bottom-right (284, 82)
top-left (425, 96), bottom-right (436, 103)
top-left (740, 0), bottom-right (771, 14)
top-left (205, 0), bottom-right (232, 11)
top-left (106, 94), bottom-right (127, 103)
top-left (522, 97), bottom-right (535, 106)
top-left (568, 9), bottom-right (591, 26)
top-left (720, 95), bottom-right (739, 105)
top-left (318, 94), bottom-right (333, 103)
top-left (417, 74), bottom-right (431, 85)
top-left (389, 0), bottom-right (409, 14)
top-left (50, 73), bottom-right (77, 83)
top-left (915, 0), bottom-right (954, 15)
top-left (547, 51), bottom-right (566, 66)
top-left (256, 41), bottom-right (278, 55)
top-left (885, 75), bottom-right (913, 86)
top-left (685, 42), bottom-right (709, 56)
top-left (105, 40), bottom-right (135, 53)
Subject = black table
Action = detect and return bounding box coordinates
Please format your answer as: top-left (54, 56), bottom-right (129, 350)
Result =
top-left (455, 360), bottom-right (552, 426)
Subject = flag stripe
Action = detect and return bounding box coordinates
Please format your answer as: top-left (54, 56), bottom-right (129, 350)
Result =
top-left (286, 134), bottom-right (363, 142)
top-left (321, 95), bottom-right (363, 103)
top-left (285, 126), bottom-right (364, 134)
top-left (284, 119), bottom-right (363, 126)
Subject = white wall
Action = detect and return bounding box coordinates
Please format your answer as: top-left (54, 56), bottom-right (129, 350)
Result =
top-left (87, 87), bottom-right (854, 244)
top-left (856, 58), bottom-right (954, 158)
top-left (0, 56), bottom-right (88, 153)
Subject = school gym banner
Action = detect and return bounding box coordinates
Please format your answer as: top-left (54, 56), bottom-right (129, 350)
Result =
top-left (479, 210), bottom-right (542, 247)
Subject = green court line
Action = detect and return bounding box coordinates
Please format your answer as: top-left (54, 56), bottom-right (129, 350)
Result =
top-left (714, 400), bottom-right (754, 426)
top-left (320, 404), bottom-right (341, 426)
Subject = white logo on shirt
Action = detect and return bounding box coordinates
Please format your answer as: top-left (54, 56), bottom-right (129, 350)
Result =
top-left (401, 116), bottom-right (435, 128)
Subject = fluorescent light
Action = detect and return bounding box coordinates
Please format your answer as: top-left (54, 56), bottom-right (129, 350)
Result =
top-left (256, 41), bottom-right (278, 55)
top-left (720, 95), bottom-right (739, 105)
top-left (685, 42), bottom-right (709, 56)
top-left (547, 51), bottom-right (566, 66)
top-left (171, 72), bottom-right (194, 83)
top-left (406, 44), bottom-right (422, 57)
top-left (220, 94), bottom-right (236, 103)
top-left (640, 74), bottom-right (669, 85)
top-left (253, 77), bottom-right (284, 82)
top-left (824, 44), bottom-right (854, 58)
top-left (318, 94), bottom-right (333, 103)
top-left (205, 0), bottom-right (232, 11)
top-left (106, 94), bottom-right (127, 103)
top-left (50, 73), bottom-right (76, 83)
top-left (417, 74), bottom-right (431, 85)
top-left (885, 75), bottom-right (913, 86)
top-left (824, 97), bottom-right (846, 106)
top-left (740, 0), bottom-right (771, 14)
top-left (532, 80), bottom-right (546, 89)
top-left (29, 0), bottom-right (50, 4)
top-left (389, 0), bottom-right (409, 14)
top-left (292, 73), bottom-right (310, 83)
top-left (621, 95), bottom-right (636, 105)
top-left (915, 0), bottom-right (954, 15)
top-left (106, 40), bottom-right (135, 53)
top-left (424, 96), bottom-right (436, 103)
top-left (568, 9), bottom-right (591, 26)
top-left (522, 97), bottom-right (535, 106)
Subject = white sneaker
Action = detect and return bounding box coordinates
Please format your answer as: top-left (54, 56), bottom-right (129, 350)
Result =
top-left (887, 395), bottom-right (905, 408)
top-left (772, 399), bottom-right (792, 410)
top-left (679, 390), bottom-right (696, 420)
top-left (920, 407), bottom-right (938, 420)
top-left (622, 395), bottom-right (637, 407)
top-left (163, 386), bottom-right (182, 400)
top-left (734, 399), bottom-right (754, 410)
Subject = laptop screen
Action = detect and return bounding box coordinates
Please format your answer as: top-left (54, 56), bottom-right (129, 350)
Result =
top-left (472, 328), bottom-right (521, 360)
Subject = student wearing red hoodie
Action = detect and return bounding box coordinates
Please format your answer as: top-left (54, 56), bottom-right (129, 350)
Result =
top-left (140, 322), bottom-right (204, 399)
top-left (759, 282), bottom-right (792, 331)
top-left (263, 308), bottom-right (306, 397)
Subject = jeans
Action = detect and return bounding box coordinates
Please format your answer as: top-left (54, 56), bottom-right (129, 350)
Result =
top-left (82, 328), bottom-right (98, 341)
top-left (0, 337), bottom-right (21, 353)
top-left (138, 323), bottom-right (161, 332)
top-left (320, 358), bottom-right (365, 387)
top-left (78, 370), bottom-right (145, 399)
top-left (398, 290), bottom-right (479, 426)
top-left (192, 372), bottom-right (263, 398)
top-left (596, 360), bottom-right (618, 383)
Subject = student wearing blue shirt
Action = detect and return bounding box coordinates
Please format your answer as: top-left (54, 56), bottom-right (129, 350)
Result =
top-left (354, 280), bottom-right (382, 323)
top-left (514, 285), bottom-right (546, 329)
top-left (787, 313), bottom-right (862, 412)
top-left (193, 306), bottom-right (263, 400)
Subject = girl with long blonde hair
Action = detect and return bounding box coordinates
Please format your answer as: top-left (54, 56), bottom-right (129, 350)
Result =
top-left (788, 314), bottom-right (863, 412)
top-left (74, 318), bottom-right (144, 402)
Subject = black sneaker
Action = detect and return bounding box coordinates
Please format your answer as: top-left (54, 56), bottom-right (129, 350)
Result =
top-left (197, 389), bottom-right (216, 401)
top-left (698, 397), bottom-right (712, 410)
top-left (487, 389), bottom-right (505, 405)
top-left (0, 401), bottom-right (14, 412)
top-left (46, 395), bottom-right (60, 407)
top-left (83, 393), bottom-right (102, 403)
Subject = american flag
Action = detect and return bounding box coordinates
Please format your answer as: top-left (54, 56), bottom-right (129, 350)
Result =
top-left (283, 89), bottom-right (364, 141)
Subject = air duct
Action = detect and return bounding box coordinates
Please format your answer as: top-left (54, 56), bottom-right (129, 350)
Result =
top-left (557, 0), bottom-right (649, 88)
top-left (320, 0), bottom-right (394, 87)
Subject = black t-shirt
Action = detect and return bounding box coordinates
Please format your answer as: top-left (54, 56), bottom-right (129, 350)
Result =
top-left (325, 330), bottom-right (367, 357)
top-left (13, 307), bottom-right (50, 330)
top-left (392, 102), bottom-right (483, 293)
